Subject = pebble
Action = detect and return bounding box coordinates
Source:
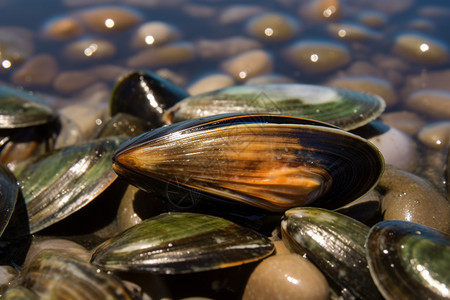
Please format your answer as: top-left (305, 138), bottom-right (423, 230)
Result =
top-left (183, 4), bottom-right (216, 18)
top-left (41, 16), bottom-right (83, 39)
top-left (369, 0), bottom-right (413, 15)
top-left (299, 0), bottom-right (343, 22)
top-left (245, 73), bottom-right (295, 85)
top-left (284, 40), bottom-right (351, 75)
top-left (246, 12), bottom-right (300, 42)
top-left (11, 54), bottom-right (59, 87)
top-left (242, 254), bottom-right (329, 300)
top-left (221, 49), bottom-right (273, 81)
top-left (356, 10), bottom-right (387, 28)
top-left (0, 27), bottom-right (34, 71)
top-left (392, 33), bottom-right (449, 65)
top-left (219, 5), bottom-right (265, 25)
top-left (335, 189), bottom-right (381, 225)
top-left (63, 38), bottom-right (116, 62)
top-left (126, 42), bottom-right (195, 68)
top-left (379, 111), bottom-right (426, 136)
top-left (75, 5), bottom-right (142, 33)
top-left (401, 69), bottom-right (450, 97)
top-left (327, 22), bottom-right (379, 42)
top-left (328, 75), bottom-right (398, 107)
top-left (417, 121), bottom-right (450, 150)
top-left (407, 18), bottom-right (435, 33)
top-left (187, 73), bottom-right (235, 95)
top-left (53, 70), bottom-right (98, 94)
top-left (195, 36), bottom-right (262, 59)
top-left (377, 166), bottom-right (450, 234)
top-left (405, 89), bottom-right (450, 119)
top-left (131, 21), bottom-right (180, 49)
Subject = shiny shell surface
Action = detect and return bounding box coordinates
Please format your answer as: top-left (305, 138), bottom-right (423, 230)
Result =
top-left (91, 212), bottom-right (274, 274)
top-left (0, 164), bottom-right (18, 237)
top-left (113, 114), bottom-right (384, 212)
top-left (163, 84), bottom-right (386, 130)
top-left (281, 207), bottom-right (383, 300)
top-left (366, 220), bottom-right (450, 300)
top-left (0, 85), bottom-right (55, 129)
top-left (13, 137), bottom-right (125, 234)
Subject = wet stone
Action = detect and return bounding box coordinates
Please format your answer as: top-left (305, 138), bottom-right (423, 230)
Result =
top-left (356, 10), bottom-right (387, 28)
top-left (221, 49), bottom-right (273, 81)
top-left (41, 16), bottom-right (83, 39)
top-left (187, 73), bottom-right (235, 95)
top-left (0, 28), bottom-right (34, 71)
top-left (219, 5), bottom-right (265, 25)
top-left (327, 22), bottom-right (380, 42)
top-left (392, 33), bottom-right (449, 65)
top-left (53, 70), bottom-right (98, 94)
top-left (131, 21), bottom-right (180, 49)
top-left (417, 121), bottom-right (450, 150)
top-left (245, 12), bottom-right (300, 42)
top-left (244, 73), bottom-right (295, 85)
top-left (379, 110), bottom-right (427, 136)
top-left (283, 39), bottom-right (351, 75)
top-left (299, 0), bottom-right (343, 22)
top-left (195, 36), bottom-right (262, 60)
top-left (405, 89), bottom-right (450, 120)
top-left (63, 38), bottom-right (116, 62)
top-left (126, 42), bottom-right (195, 68)
top-left (11, 54), bottom-right (59, 87)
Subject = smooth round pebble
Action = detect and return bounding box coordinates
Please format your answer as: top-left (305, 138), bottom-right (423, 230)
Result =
top-left (221, 49), bottom-right (273, 81)
top-left (53, 70), bottom-right (98, 94)
top-left (378, 166), bottom-right (450, 234)
top-left (219, 5), bottom-right (265, 25)
top-left (405, 89), bottom-right (450, 119)
top-left (63, 38), bottom-right (116, 62)
top-left (246, 12), bottom-right (300, 42)
top-left (284, 40), bottom-right (350, 74)
top-left (11, 54), bottom-right (59, 86)
top-left (187, 73), bottom-right (235, 95)
top-left (299, 0), bottom-right (343, 22)
top-left (195, 36), bottom-right (262, 59)
top-left (242, 254), bottom-right (329, 300)
top-left (131, 21), bottom-right (180, 49)
top-left (379, 110), bottom-right (426, 136)
top-left (369, 124), bottom-right (418, 172)
top-left (328, 75), bottom-right (398, 107)
top-left (127, 42), bottom-right (195, 68)
top-left (392, 33), bottom-right (449, 65)
top-left (356, 10), bottom-right (387, 28)
top-left (76, 5), bottom-right (142, 33)
top-left (245, 73), bottom-right (295, 85)
top-left (41, 16), bottom-right (83, 39)
top-left (0, 28), bottom-right (34, 70)
top-left (407, 18), bottom-right (435, 33)
top-left (417, 121), bottom-right (450, 149)
top-left (327, 22), bottom-right (379, 41)
top-left (272, 240), bottom-right (292, 256)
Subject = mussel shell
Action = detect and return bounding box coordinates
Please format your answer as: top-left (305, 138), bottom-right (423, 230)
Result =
top-left (0, 164), bottom-right (18, 238)
top-left (2, 286), bottom-right (39, 300)
top-left (13, 137), bottom-right (125, 234)
top-left (366, 220), bottom-right (450, 300)
top-left (0, 86), bottom-right (56, 129)
top-left (113, 114), bottom-right (384, 212)
top-left (91, 212), bottom-right (274, 274)
top-left (281, 207), bottom-right (383, 300)
top-left (163, 84), bottom-right (386, 130)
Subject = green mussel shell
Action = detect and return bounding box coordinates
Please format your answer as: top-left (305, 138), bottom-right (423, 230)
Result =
top-left (366, 220), bottom-right (450, 300)
top-left (13, 137), bottom-right (125, 234)
top-left (91, 212), bottom-right (274, 274)
top-left (0, 164), bottom-right (18, 237)
top-left (163, 84), bottom-right (386, 130)
top-left (0, 85), bottom-right (56, 129)
top-left (281, 207), bottom-right (383, 300)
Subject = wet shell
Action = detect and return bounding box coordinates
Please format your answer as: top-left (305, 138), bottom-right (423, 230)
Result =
top-left (0, 85), bottom-right (56, 129)
top-left (13, 137), bottom-right (125, 234)
top-left (113, 114), bottom-right (384, 212)
top-left (0, 164), bottom-right (18, 237)
top-left (163, 84), bottom-right (386, 130)
top-left (281, 207), bottom-right (383, 300)
top-left (366, 220), bottom-right (450, 300)
top-left (91, 212), bottom-right (274, 274)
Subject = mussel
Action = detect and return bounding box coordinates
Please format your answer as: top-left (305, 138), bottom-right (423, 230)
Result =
top-left (0, 164), bottom-right (18, 237)
top-left (113, 114), bottom-right (384, 212)
top-left (163, 84), bottom-right (386, 130)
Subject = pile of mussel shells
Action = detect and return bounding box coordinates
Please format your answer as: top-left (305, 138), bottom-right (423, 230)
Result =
top-left (0, 71), bottom-right (448, 299)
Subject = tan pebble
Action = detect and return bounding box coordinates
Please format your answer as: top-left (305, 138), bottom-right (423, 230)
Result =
top-left (183, 4), bottom-right (216, 18)
top-left (59, 101), bottom-right (108, 139)
top-left (187, 73), bottom-right (235, 95)
top-left (371, 0), bottom-right (413, 15)
top-left (299, 0), bottom-right (343, 22)
top-left (155, 68), bottom-right (188, 88)
top-left (380, 111), bottom-right (426, 136)
top-left (195, 36), bottom-right (262, 59)
top-left (401, 69), bottom-right (450, 97)
top-left (417, 121), bottom-right (450, 149)
top-left (53, 70), bottom-right (98, 94)
top-left (131, 21), bottom-right (180, 49)
top-left (76, 6), bottom-right (142, 33)
top-left (12, 54), bottom-right (58, 87)
top-left (63, 38), bottom-right (116, 62)
top-left (392, 33), bottom-right (448, 65)
top-left (221, 49), bottom-right (273, 81)
top-left (369, 124), bottom-right (418, 172)
top-left (41, 16), bottom-right (83, 39)
top-left (245, 73), bottom-right (295, 85)
top-left (272, 240), bottom-right (291, 256)
top-left (242, 254), bottom-right (329, 300)
top-left (405, 89), bottom-right (450, 119)
top-left (126, 42), bottom-right (195, 69)
top-left (219, 5), bottom-right (265, 25)
top-left (407, 18), bottom-right (435, 33)
top-left (0, 28), bottom-right (34, 70)
top-left (357, 10), bottom-right (387, 28)
top-left (327, 22), bottom-right (379, 41)
top-left (328, 75), bottom-right (397, 107)
top-left (284, 40), bottom-right (350, 75)
top-left (89, 64), bottom-right (130, 82)
top-left (418, 5), bottom-right (450, 18)
top-left (246, 12), bottom-right (300, 42)
top-left (378, 166), bottom-right (450, 234)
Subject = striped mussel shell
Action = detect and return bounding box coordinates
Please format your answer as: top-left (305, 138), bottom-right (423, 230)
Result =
top-left (112, 114), bottom-right (384, 212)
top-left (162, 83), bottom-right (386, 131)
